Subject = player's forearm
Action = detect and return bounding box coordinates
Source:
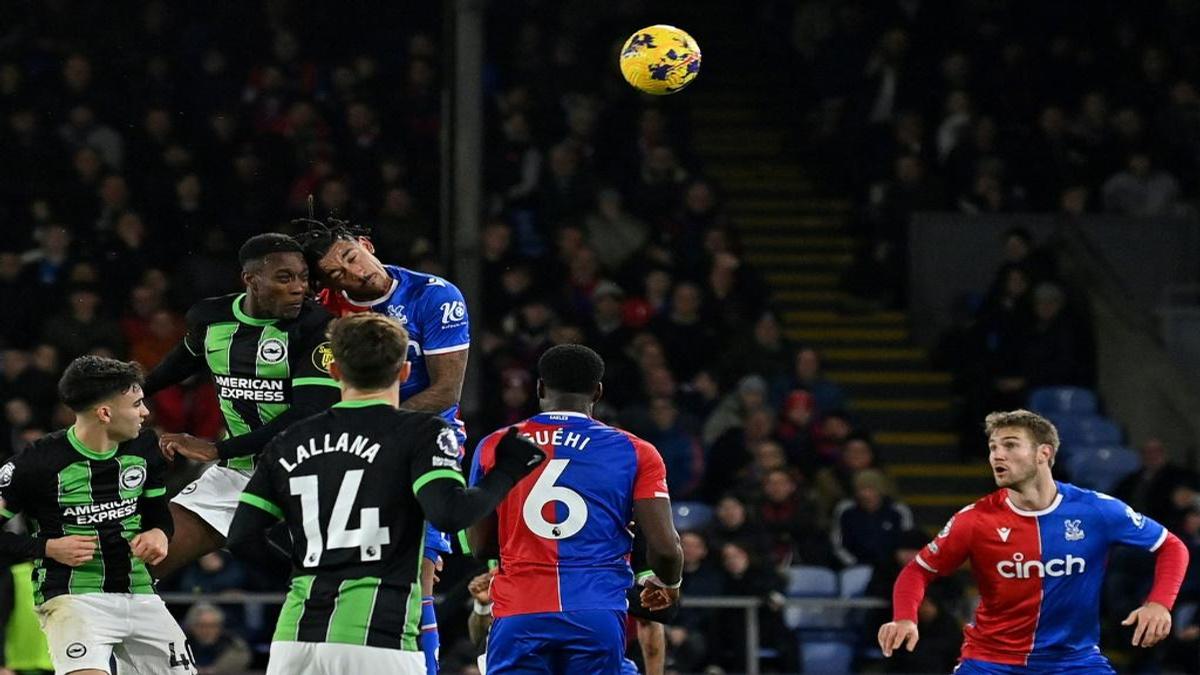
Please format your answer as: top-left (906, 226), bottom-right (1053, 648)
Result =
top-left (0, 531), bottom-right (45, 560)
top-left (139, 496), bottom-right (174, 540)
top-left (1146, 532), bottom-right (1190, 610)
top-left (467, 607), bottom-right (493, 648)
top-left (416, 471), bottom-right (516, 533)
top-left (399, 386), bottom-right (459, 414)
top-left (892, 560), bottom-right (936, 622)
top-left (143, 342), bottom-right (204, 395)
top-left (645, 540), bottom-right (683, 587)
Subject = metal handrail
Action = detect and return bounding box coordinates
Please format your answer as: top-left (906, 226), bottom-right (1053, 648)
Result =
top-left (159, 592), bottom-right (890, 675)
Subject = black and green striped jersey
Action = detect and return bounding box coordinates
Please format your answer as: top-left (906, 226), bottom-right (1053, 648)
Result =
top-left (237, 400), bottom-right (462, 650)
top-left (149, 293), bottom-right (339, 470)
top-left (0, 428), bottom-right (166, 603)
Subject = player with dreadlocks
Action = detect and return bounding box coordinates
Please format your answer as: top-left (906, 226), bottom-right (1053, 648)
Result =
top-left (295, 216), bottom-right (470, 675)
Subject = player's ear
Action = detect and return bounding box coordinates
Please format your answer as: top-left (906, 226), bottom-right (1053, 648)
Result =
top-left (94, 404), bottom-right (112, 424)
top-left (329, 361), bottom-right (343, 382)
top-left (593, 382), bottom-right (603, 403)
top-left (536, 379), bottom-right (545, 400)
top-left (1038, 443), bottom-right (1053, 465)
top-left (359, 237), bottom-right (375, 255)
top-left (397, 361), bottom-right (411, 384)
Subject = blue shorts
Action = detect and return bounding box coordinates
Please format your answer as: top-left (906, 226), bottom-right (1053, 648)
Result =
top-left (423, 524), bottom-right (452, 563)
top-left (487, 610), bottom-right (626, 674)
top-left (955, 651), bottom-right (1115, 675)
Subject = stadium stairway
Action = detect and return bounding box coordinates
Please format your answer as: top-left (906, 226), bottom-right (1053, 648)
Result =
top-left (678, 7), bottom-right (991, 532)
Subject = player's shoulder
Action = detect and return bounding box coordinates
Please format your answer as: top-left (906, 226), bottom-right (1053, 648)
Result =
top-left (293, 298), bottom-right (334, 331)
top-left (1060, 481), bottom-right (1126, 515)
top-left (120, 428), bottom-right (161, 459)
top-left (398, 267), bottom-right (463, 301)
top-left (186, 293), bottom-right (241, 325)
top-left (13, 430), bottom-right (73, 473)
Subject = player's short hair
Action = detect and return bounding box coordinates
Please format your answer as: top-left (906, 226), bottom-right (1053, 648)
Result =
top-left (985, 409), bottom-right (1061, 464)
top-left (238, 233), bottom-right (303, 270)
top-left (327, 314), bottom-right (409, 390)
top-left (292, 217), bottom-right (371, 274)
top-left (537, 344), bottom-right (604, 395)
top-left (58, 356), bottom-right (144, 412)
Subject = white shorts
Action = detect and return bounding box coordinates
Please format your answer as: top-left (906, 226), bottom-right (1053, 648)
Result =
top-left (171, 465), bottom-right (251, 537)
top-left (36, 593), bottom-right (196, 675)
top-left (268, 641), bottom-right (425, 675)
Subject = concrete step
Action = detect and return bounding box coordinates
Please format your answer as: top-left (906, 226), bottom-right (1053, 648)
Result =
top-left (827, 371), bottom-right (952, 385)
top-left (760, 273), bottom-right (840, 289)
top-left (784, 314), bottom-right (908, 326)
top-left (741, 234), bottom-right (857, 250)
top-left (784, 327), bottom-right (909, 343)
top-left (735, 214), bottom-right (847, 229)
top-left (731, 198), bottom-right (852, 215)
top-left (770, 285), bottom-right (846, 300)
top-left (745, 251), bottom-right (853, 268)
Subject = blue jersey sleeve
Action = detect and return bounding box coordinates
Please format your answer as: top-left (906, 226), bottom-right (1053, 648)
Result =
top-left (417, 279), bottom-right (471, 354)
top-left (1092, 491), bottom-right (1168, 551)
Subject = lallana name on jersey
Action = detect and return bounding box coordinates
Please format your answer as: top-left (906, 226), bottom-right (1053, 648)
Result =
top-left (278, 433), bottom-right (382, 472)
top-left (520, 429), bottom-right (592, 450)
top-left (996, 553), bottom-right (1086, 579)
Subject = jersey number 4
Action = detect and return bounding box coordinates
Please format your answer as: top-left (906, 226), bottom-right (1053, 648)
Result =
top-left (290, 470), bottom-right (391, 567)
top-left (522, 459), bottom-right (588, 540)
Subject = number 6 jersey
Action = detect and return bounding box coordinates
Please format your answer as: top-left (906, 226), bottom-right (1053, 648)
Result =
top-left (237, 400), bottom-right (461, 650)
top-left (470, 411), bottom-right (668, 618)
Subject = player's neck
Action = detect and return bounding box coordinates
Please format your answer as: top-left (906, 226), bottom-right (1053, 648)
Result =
top-left (340, 386), bottom-right (400, 408)
top-left (539, 394), bottom-right (594, 417)
top-left (240, 293), bottom-right (273, 319)
top-left (1007, 472), bottom-right (1058, 512)
top-left (72, 420), bottom-right (119, 453)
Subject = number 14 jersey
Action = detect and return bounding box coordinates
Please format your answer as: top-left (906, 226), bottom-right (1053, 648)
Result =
top-left (240, 400), bottom-right (461, 650)
top-left (470, 412), bottom-right (668, 618)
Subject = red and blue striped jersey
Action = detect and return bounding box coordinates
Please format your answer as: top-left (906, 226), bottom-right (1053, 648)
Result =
top-left (915, 481), bottom-right (1167, 666)
top-left (469, 412), bottom-right (668, 618)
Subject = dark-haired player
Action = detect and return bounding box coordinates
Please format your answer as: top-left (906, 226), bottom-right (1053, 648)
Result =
top-left (469, 344), bottom-right (683, 674)
top-left (0, 356), bottom-right (195, 674)
top-left (296, 221), bottom-right (469, 671)
top-left (143, 233), bottom-right (340, 577)
top-left (226, 314), bottom-right (544, 674)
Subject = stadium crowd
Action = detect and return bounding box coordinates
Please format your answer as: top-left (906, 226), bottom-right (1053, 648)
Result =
top-left (0, 1), bottom-right (1194, 674)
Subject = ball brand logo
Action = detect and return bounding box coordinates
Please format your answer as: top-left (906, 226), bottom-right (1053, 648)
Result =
top-left (996, 552), bottom-right (1086, 579)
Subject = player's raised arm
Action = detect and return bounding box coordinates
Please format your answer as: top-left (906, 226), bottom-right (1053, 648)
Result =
top-left (414, 426), bottom-right (545, 533)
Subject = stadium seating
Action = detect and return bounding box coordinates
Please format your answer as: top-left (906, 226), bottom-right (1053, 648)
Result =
top-left (1049, 414), bottom-right (1124, 450)
top-left (838, 566), bottom-right (872, 598)
top-left (1029, 387), bottom-right (1099, 416)
top-left (671, 501), bottom-right (713, 532)
top-left (784, 566), bottom-right (840, 631)
top-left (799, 640), bottom-right (855, 674)
top-left (1065, 446), bottom-right (1141, 493)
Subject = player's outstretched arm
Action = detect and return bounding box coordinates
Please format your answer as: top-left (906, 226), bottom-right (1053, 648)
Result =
top-left (416, 428), bottom-right (545, 532)
top-left (142, 340), bottom-right (205, 396)
top-left (880, 559), bottom-right (937, 656)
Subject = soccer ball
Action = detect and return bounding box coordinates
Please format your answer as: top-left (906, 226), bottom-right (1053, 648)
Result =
top-left (619, 25), bottom-right (701, 95)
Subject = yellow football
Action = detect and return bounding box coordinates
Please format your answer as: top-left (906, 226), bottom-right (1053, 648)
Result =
top-left (619, 25), bottom-right (701, 95)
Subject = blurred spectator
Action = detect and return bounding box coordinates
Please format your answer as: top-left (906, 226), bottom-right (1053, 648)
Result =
top-left (184, 603), bottom-right (252, 675)
top-left (831, 469), bottom-right (914, 567)
top-left (642, 397), bottom-right (703, 499)
top-left (705, 495), bottom-right (770, 560)
top-left (757, 468), bottom-right (832, 567)
top-left (709, 541), bottom-right (796, 672)
top-left (815, 434), bottom-right (895, 520)
top-left (1101, 151), bottom-right (1184, 217)
top-left (651, 281), bottom-right (716, 381)
top-left (584, 188), bottom-right (648, 272)
top-left (1113, 438), bottom-right (1200, 531)
top-left (40, 285), bottom-right (124, 361)
top-left (774, 347), bottom-right (846, 416)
